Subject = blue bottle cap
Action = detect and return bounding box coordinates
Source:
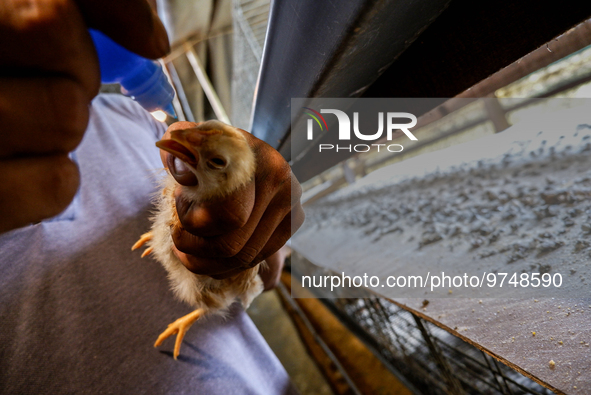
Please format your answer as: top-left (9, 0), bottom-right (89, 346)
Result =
top-left (89, 29), bottom-right (175, 115)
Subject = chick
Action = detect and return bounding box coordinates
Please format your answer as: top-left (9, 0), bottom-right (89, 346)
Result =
top-left (132, 120), bottom-right (262, 359)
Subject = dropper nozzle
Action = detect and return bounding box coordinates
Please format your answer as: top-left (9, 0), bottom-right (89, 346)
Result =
top-left (163, 103), bottom-right (177, 119)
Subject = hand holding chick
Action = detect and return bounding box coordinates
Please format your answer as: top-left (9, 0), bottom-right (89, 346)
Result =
top-left (133, 121), bottom-right (304, 358)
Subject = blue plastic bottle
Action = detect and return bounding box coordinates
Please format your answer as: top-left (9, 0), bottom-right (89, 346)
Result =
top-left (89, 29), bottom-right (176, 118)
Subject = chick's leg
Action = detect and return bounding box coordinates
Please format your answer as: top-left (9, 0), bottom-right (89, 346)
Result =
top-left (154, 308), bottom-right (204, 359)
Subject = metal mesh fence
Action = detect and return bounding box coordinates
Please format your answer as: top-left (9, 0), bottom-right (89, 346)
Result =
top-left (324, 295), bottom-right (555, 394)
top-left (231, 0), bottom-right (270, 131)
top-left (291, 253), bottom-right (555, 394)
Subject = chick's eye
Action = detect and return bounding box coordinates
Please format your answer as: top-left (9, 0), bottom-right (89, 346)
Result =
top-left (207, 157), bottom-right (227, 170)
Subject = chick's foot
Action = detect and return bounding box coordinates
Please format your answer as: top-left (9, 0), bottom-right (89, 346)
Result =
top-left (154, 308), bottom-right (204, 359)
top-left (131, 232), bottom-right (153, 257)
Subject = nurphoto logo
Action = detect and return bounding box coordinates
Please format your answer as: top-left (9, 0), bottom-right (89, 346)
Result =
top-left (303, 107), bottom-right (418, 153)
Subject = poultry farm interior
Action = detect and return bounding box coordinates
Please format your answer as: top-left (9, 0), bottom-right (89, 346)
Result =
top-left (113, 1), bottom-right (591, 393)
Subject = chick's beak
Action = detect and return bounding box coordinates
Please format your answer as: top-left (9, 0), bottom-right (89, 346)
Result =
top-left (156, 129), bottom-right (199, 166)
top-left (155, 127), bottom-right (224, 166)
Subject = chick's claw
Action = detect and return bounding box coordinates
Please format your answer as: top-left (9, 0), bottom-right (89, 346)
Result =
top-left (154, 308), bottom-right (204, 359)
top-left (132, 232), bottom-right (153, 251)
top-left (140, 247), bottom-right (154, 258)
top-left (132, 232), bottom-right (154, 258)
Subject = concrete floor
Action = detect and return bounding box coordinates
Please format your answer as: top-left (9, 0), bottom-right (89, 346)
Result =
top-left (247, 291), bottom-right (333, 395)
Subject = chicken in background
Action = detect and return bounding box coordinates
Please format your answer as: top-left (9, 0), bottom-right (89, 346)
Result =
top-left (132, 120), bottom-right (267, 359)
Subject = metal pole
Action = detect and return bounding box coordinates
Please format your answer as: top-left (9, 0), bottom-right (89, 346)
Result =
top-left (184, 43), bottom-right (231, 124)
top-left (163, 60), bottom-right (195, 123)
top-left (159, 59), bottom-right (187, 122)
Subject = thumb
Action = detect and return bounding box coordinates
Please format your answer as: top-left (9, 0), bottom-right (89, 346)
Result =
top-left (174, 180), bottom-right (255, 237)
top-left (76, 0), bottom-right (170, 59)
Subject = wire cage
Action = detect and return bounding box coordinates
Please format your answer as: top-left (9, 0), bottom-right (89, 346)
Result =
top-left (231, 0), bottom-right (270, 130)
top-left (290, 252), bottom-right (555, 395)
top-left (288, 48), bottom-right (591, 395)
top-left (232, 4), bottom-right (590, 393)
top-left (325, 296), bottom-right (555, 395)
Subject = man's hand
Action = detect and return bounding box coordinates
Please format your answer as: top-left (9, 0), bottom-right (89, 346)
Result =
top-left (258, 246), bottom-right (290, 291)
top-left (160, 123), bottom-right (305, 283)
top-left (0, 0), bottom-right (169, 233)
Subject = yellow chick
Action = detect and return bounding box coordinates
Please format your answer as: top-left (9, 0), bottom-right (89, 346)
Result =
top-left (132, 120), bottom-right (262, 359)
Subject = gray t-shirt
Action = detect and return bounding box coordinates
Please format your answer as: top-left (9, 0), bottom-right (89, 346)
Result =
top-left (0, 95), bottom-right (296, 394)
